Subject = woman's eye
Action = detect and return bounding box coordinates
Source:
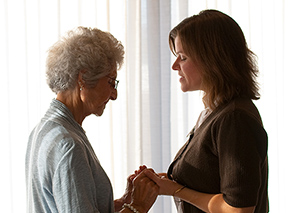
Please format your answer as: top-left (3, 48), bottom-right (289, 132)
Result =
top-left (109, 80), bottom-right (115, 87)
top-left (177, 54), bottom-right (187, 61)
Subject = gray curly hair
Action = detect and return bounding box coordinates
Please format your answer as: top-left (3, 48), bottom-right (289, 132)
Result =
top-left (46, 26), bottom-right (124, 94)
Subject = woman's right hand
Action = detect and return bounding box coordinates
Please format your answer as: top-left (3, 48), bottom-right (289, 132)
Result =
top-left (144, 169), bottom-right (256, 213)
top-left (129, 169), bottom-right (159, 213)
top-left (144, 169), bottom-right (181, 196)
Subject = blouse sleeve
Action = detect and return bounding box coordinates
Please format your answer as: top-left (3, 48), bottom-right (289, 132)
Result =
top-left (215, 110), bottom-right (268, 208)
top-left (52, 138), bottom-right (100, 213)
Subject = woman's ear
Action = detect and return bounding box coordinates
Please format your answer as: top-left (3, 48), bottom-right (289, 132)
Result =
top-left (77, 70), bottom-right (86, 90)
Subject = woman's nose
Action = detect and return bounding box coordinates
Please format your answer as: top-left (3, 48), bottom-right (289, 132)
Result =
top-left (172, 57), bottom-right (180, 71)
top-left (110, 89), bottom-right (117, 101)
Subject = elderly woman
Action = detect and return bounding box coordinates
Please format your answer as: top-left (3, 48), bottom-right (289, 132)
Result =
top-left (25, 27), bottom-right (158, 213)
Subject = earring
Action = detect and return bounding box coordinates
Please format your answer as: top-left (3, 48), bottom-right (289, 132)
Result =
top-left (79, 81), bottom-right (83, 91)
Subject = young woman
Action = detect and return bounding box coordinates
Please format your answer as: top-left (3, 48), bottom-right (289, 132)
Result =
top-left (144, 9), bottom-right (268, 213)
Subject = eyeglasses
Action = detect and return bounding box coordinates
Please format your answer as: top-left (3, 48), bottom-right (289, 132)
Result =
top-left (107, 76), bottom-right (119, 90)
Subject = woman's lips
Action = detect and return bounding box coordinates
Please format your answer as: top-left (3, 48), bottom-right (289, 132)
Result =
top-left (179, 75), bottom-right (185, 82)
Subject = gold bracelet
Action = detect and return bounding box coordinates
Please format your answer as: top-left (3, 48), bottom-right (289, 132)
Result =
top-left (173, 185), bottom-right (186, 196)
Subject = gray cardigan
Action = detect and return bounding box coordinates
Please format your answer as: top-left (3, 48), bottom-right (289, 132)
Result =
top-left (26, 99), bottom-right (114, 213)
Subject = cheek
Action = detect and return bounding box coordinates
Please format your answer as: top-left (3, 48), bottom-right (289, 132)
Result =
top-left (183, 66), bottom-right (196, 80)
top-left (82, 89), bottom-right (104, 107)
top-left (183, 68), bottom-right (203, 88)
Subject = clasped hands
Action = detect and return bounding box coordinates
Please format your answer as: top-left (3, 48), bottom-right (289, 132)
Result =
top-left (116, 165), bottom-right (183, 213)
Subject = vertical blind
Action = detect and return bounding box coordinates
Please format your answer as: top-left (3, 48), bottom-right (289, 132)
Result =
top-left (1, 0), bottom-right (295, 212)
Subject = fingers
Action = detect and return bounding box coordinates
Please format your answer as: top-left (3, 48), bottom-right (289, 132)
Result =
top-left (132, 170), bottom-right (148, 185)
top-left (158, 173), bottom-right (168, 178)
top-left (143, 169), bottom-right (161, 184)
top-left (128, 166), bottom-right (150, 186)
top-left (121, 167), bottom-right (158, 207)
top-left (133, 171), bottom-right (159, 198)
top-left (128, 174), bottom-right (136, 182)
top-left (131, 174), bottom-right (159, 212)
top-left (134, 165), bottom-right (148, 176)
top-left (139, 165), bottom-right (147, 171)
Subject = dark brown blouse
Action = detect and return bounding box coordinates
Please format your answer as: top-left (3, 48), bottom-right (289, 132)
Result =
top-left (167, 98), bottom-right (268, 213)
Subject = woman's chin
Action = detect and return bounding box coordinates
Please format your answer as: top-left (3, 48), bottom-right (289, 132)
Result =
top-left (180, 85), bottom-right (188, 92)
top-left (94, 106), bottom-right (105, 117)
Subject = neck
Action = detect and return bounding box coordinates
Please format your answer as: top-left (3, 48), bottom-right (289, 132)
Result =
top-left (56, 90), bottom-right (86, 125)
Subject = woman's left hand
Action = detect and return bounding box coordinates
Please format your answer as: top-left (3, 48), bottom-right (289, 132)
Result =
top-left (129, 169), bottom-right (159, 212)
top-left (114, 165), bottom-right (148, 211)
top-left (144, 169), bottom-right (181, 196)
top-left (114, 173), bottom-right (135, 211)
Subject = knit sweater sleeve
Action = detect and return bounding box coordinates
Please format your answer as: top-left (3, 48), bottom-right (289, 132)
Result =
top-left (51, 138), bottom-right (100, 213)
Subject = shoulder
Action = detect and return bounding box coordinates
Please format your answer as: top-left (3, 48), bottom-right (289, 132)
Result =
top-left (206, 98), bottom-right (267, 147)
top-left (212, 98), bottom-right (263, 127)
top-left (31, 119), bottom-right (87, 166)
top-left (210, 99), bottom-right (268, 156)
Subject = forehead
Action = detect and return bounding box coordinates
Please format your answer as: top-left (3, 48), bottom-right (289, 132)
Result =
top-left (174, 36), bottom-right (184, 54)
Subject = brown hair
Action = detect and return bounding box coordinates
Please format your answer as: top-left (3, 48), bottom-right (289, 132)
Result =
top-left (169, 10), bottom-right (260, 110)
